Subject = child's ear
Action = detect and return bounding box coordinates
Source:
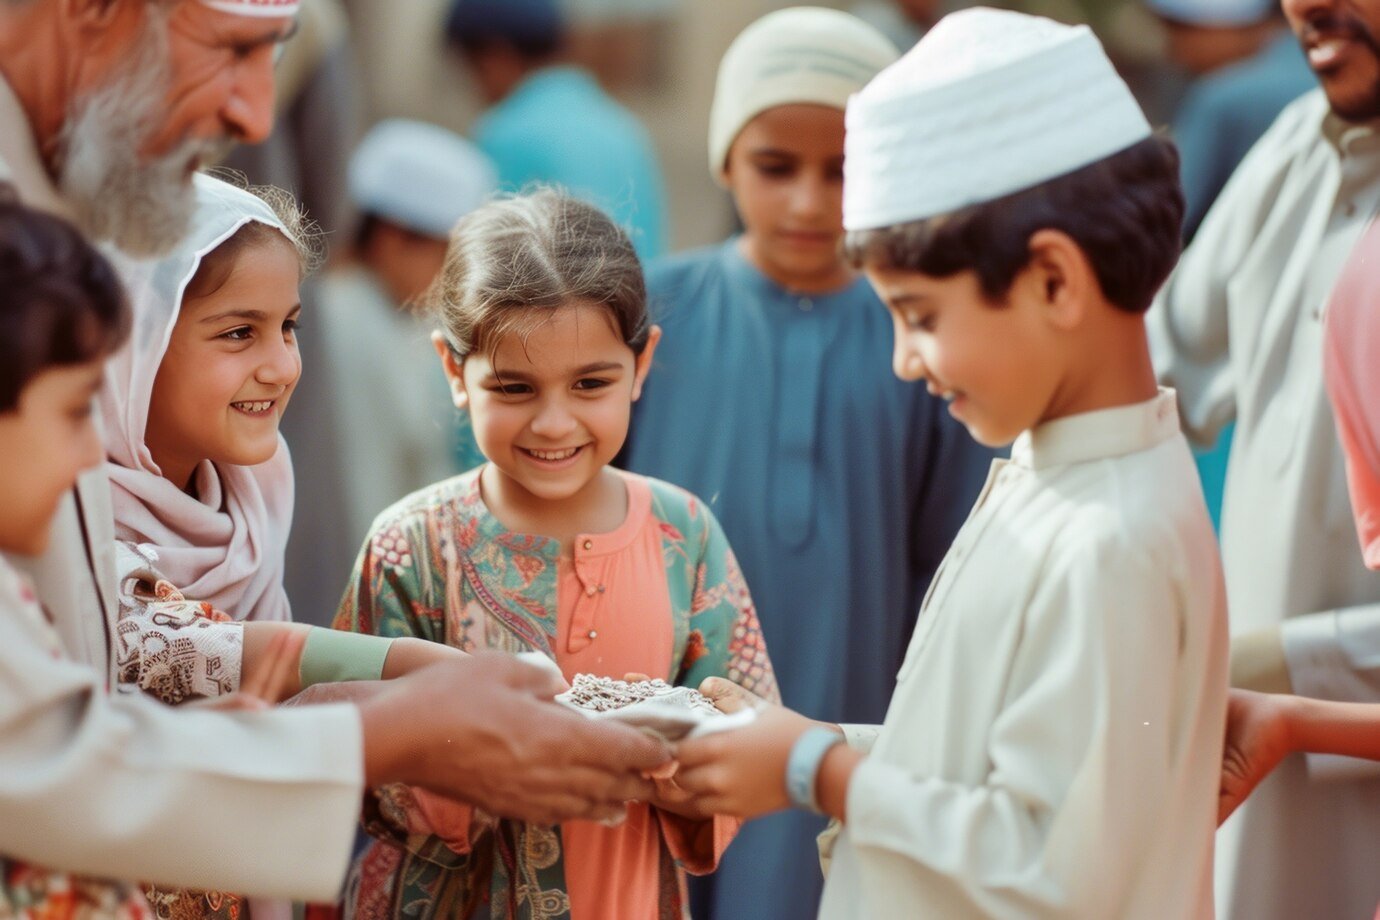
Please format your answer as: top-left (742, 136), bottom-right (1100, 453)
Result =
top-left (1024, 229), bottom-right (1091, 331)
top-left (430, 331), bottom-right (469, 410)
top-left (630, 325), bottom-right (662, 402)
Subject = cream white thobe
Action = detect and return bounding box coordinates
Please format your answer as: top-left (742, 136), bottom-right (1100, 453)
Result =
top-left (1150, 89), bottom-right (1380, 919)
top-left (0, 73), bottom-right (365, 898)
top-left (818, 391), bottom-right (1229, 919)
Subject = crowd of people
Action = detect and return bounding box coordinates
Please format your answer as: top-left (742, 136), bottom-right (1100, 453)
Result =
top-left (3, 0), bottom-right (1380, 918)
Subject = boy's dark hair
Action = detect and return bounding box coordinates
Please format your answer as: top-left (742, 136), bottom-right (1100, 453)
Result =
top-left (844, 135), bottom-right (1185, 314)
top-left (445, 0), bottom-right (565, 61)
top-left (0, 194), bottom-right (130, 412)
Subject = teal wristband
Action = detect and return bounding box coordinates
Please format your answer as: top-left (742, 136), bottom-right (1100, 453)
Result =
top-left (786, 727), bottom-right (845, 814)
top-left (299, 628), bottom-right (394, 688)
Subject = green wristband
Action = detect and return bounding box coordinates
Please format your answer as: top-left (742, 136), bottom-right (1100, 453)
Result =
top-left (299, 628), bottom-right (395, 688)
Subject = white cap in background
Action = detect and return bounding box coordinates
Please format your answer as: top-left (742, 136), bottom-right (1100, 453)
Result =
top-left (843, 6), bottom-right (1151, 231)
top-left (708, 6), bottom-right (898, 179)
top-left (348, 119), bottom-right (498, 239)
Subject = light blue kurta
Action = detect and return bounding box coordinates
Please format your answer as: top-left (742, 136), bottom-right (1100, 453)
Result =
top-left (473, 66), bottom-right (668, 260)
top-left (621, 241), bottom-right (992, 920)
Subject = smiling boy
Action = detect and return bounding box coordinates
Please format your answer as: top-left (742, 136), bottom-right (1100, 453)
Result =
top-left (675, 9), bottom-right (1230, 918)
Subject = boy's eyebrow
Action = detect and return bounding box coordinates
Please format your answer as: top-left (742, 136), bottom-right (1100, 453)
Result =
top-left (746, 147), bottom-right (800, 159)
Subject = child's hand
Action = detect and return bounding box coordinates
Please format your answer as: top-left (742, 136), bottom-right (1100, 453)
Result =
top-left (639, 761), bottom-right (716, 820)
top-left (1219, 689), bottom-right (1293, 824)
top-left (672, 705), bottom-right (819, 820)
top-left (698, 676), bottom-right (772, 714)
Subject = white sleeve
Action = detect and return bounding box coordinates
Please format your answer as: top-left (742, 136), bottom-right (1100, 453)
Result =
top-left (841, 537), bottom-right (1187, 917)
top-left (840, 724), bottom-right (881, 755)
top-left (0, 602), bottom-right (364, 900)
top-left (1148, 96), bottom-right (1316, 447)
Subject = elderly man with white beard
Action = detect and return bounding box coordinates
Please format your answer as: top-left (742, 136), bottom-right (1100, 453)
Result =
top-left (0, 0), bottom-right (670, 903)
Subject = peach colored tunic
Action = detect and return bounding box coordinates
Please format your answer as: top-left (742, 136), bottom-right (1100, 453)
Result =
top-left (385, 473), bottom-right (747, 919)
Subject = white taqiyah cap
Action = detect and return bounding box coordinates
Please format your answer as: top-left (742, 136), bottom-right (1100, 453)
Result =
top-left (1146, 0), bottom-right (1278, 26)
top-left (348, 119), bottom-right (498, 239)
top-left (708, 7), bottom-right (898, 179)
top-left (198, 0), bottom-right (301, 17)
top-left (843, 7), bottom-right (1152, 231)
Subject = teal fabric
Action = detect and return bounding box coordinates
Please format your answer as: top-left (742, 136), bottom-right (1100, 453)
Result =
top-left (620, 241), bottom-right (993, 920)
top-left (1194, 422), bottom-right (1234, 532)
top-left (298, 627), bottom-right (392, 687)
top-left (473, 67), bottom-right (668, 260)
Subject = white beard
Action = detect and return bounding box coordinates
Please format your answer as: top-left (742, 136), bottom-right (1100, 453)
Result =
top-left (55, 16), bottom-right (220, 258)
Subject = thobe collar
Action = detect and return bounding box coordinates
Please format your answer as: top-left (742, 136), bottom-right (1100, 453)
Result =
top-left (1011, 387), bottom-right (1180, 472)
top-left (0, 72), bottom-right (74, 221)
top-left (1320, 101), bottom-right (1380, 159)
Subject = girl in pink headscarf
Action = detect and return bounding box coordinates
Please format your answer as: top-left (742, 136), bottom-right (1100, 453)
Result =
top-left (1219, 219), bottom-right (1380, 840)
top-left (101, 175), bottom-right (467, 919)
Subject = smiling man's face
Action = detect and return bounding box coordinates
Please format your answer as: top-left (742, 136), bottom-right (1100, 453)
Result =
top-left (1285, 0), bottom-right (1380, 120)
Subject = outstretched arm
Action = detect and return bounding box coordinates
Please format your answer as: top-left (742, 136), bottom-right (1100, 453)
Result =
top-left (1220, 689), bottom-right (1380, 823)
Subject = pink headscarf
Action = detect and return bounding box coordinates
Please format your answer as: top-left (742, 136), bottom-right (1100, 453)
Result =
top-left (1324, 217), bottom-right (1380, 570)
top-left (100, 175), bottom-right (295, 623)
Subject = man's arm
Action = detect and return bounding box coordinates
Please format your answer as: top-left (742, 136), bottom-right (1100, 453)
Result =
top-left (1, 616), bottom-right (667, 898)
top-left (0, 604), bottom-right (363, 900)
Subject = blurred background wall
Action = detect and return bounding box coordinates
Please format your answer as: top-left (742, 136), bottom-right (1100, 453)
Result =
top-left (332, 0), bottom-right (1177, 253)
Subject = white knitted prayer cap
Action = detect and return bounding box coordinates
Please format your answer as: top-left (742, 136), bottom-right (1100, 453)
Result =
top-left (708, 7), bottom-right (898, 179)
top-left (198, 0), bottom-right (300, 16)
top-left (348, 119), bottom-right (498, 239)
top-left (843, 7), bottom-right (1151, 231)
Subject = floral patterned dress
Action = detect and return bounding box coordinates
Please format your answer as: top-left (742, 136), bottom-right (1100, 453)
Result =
top-left (334, 470), bottom-right (778, 920)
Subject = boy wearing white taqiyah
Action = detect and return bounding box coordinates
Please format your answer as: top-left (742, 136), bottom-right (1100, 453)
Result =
top-left (671, 8), bottom-right (1229, 919)
top-left (823, 11), bottom-right (1228, 917)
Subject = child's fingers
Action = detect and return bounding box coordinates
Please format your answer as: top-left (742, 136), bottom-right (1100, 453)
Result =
top-left (622, 672), bottom-right (652, 683)
top-left (698, 677), bottom-right (759, 714)
top-left (644, 760), bottom-right (679, 781)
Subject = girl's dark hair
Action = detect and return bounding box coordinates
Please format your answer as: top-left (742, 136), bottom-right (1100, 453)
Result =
top-left (429, 188), bottom-right (649, 361)
top-left (0, 194), bottom-right (130, 411)
top-left (843, 135), bottom-right (1185, 314)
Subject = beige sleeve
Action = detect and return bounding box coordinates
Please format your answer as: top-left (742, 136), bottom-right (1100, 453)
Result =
top-left (0, 600), bottom-right (365, 900)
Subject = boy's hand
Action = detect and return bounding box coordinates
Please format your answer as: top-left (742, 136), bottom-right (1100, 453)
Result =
top-left (1219, 689), bottom-right (1293, 824)
top-left (361, 653), bottom-right (672, 825)
top-left (673, 705), bottom-right (818, 819)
